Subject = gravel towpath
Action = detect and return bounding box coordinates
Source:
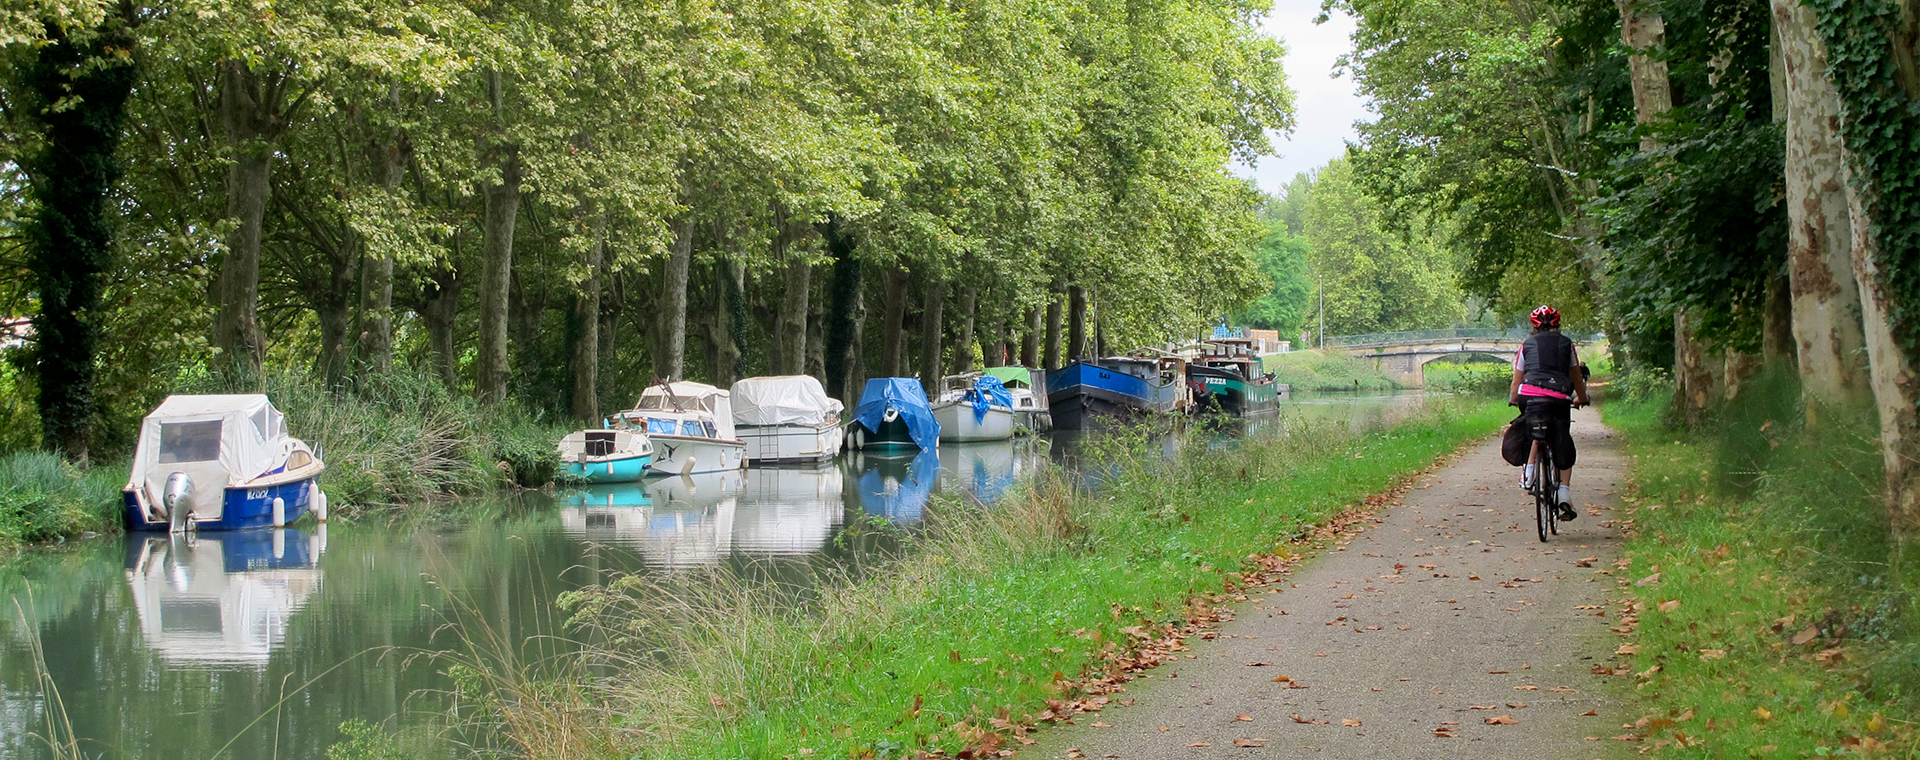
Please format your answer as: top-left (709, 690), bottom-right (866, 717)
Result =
top-left (1020, 405), bottom-right (1629, 759)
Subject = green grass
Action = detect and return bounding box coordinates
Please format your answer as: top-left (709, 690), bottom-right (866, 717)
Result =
top-left (1604, 374), bottom-right (1919, 756)
top-left (1423, 358), bottom-right (1510, 396)
top-left (0, 452), bottom-right (123, 545)
top-left (1261, 349), bottom-right (1400, 391)
top-left (496, 399), bottom-right (1510, 759)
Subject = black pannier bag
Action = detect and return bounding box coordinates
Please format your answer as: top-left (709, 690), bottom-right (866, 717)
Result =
top-left (1501, 414), bottom-right (1531, 466)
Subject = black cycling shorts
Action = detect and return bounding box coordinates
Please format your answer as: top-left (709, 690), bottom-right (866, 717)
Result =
top-left (1521, 397), bottom-right (1577, 468)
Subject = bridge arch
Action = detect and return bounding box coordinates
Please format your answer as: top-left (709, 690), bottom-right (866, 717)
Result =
top-left (1322, 328), bottom-right (1596, 388)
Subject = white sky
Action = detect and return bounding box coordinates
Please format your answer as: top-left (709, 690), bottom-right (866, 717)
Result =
top-left (1231, 0), bottom-right (1370, 197)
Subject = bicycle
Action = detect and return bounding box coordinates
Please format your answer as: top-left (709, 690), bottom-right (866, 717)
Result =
top-left (1518, 399), bottom-right (1586, 542)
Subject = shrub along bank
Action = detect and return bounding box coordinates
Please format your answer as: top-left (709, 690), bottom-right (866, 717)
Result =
top-left (447, 399), bottom-right (1509, 760)
top-left (1603, 373), bottom-right (1920, 755)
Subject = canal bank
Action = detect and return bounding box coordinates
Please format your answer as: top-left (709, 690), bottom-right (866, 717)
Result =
top-left (508, 399), bottom-right (1510, 759)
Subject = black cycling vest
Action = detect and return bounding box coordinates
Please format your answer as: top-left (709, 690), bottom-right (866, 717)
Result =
top-left (1521, 332), bottom-right (1575, 394)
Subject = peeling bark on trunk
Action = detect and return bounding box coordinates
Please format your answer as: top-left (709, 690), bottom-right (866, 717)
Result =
top-left (951, 286), bottom-right (977, 374)
top-left (570, 207), bottom-right (606, 421)
top-left (879, 267), bottom-right (911, 378)
top-left (1067, 285), bottom-right (1088, 361)
top-left (919, 279), bottom-right (947, 395)
top-left (1044, 293), bottom-right (1063, 370)
top-left (212, 60), bottom-right (280, 377)
top-left (357, 124), bottom-right (407, 375)
top-left (1774, 0), bottom-right (1870, 413)
top-left (655, 214), bottom-right (693, 382)
top-left (1842, 160), bottom-right (1920, 542)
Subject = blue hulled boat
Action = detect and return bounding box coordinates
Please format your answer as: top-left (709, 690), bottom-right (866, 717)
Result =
top-left (123, 395), bottom-right (328, 532)
top-left (1045, 357), bottom-right (1184, 429)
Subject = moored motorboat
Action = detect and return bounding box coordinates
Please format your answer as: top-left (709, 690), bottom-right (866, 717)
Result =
top-left (556, 428), bottom-right (654, 483)
top-left (123, 395), bottom-right (327, 532)
top-left (730, 375), bottom-right (845, 465)
top-left (1044, 356), bottom-right (1184, 429)
top-left (931, 375), bottom-right (1016, 442)
top-left (1187, 337), bottom-right (1280, 416)
top-left (982, 365), bottom-right (1051, 432)
top-left (846, 377), bottom-right (940, 452)
top-left (616, 382), bottom-right (748, 475)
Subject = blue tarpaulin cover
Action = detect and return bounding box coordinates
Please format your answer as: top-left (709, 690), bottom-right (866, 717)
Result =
top-left (967, 376), bottom-right (1014, 422)
top-left (853, 378), bottom-right (941, 450)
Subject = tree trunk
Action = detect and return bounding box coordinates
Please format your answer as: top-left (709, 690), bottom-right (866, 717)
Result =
top-left (423, 264), bottom-right (460, 387)
top-left (23, 9), bottom-right (137, 459)
top-left (1774, 0), bottom-right (1870, 413)
top-left (212, 60), bottom-right (279, 377)
top-left (1044, 293), bottom-right (1063, 369)
top-left (775, 253), bottom-right (811, 375)
top-left (919, 279), bottom-right (947, 395)
top-left (475, 144), bottom-right (520, 403)
top-left (570, 207), bottom-right (606, 421)
top-left (1067, 285), bottom-right (1088, 361)
top-left (1021, 307), bottom-right (1040, 367)
top-left (1845, 176), bottom-right (1920, 541)
top-left (1763, 269), bottom-right (1796, 364)
top-left (951, 286), bottom-right (977, 374)
top-left (655, 213), bottom-right (694, 381)
top-left (357, 124), bottom-right (407, 375)
top-left (316, 242), bottom-right (356, 387)
top-left (819, 218), bottom-right (864, 400)
top-left (879, 267), bottom-right (911, 378)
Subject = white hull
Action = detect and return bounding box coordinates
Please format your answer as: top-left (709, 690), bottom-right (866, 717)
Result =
top-left (647, 435), bottom-right (747, 475)
top-left (739, 423), bottom-right (844, 465)
top-left (931, 402), bottom-right (1016, 442)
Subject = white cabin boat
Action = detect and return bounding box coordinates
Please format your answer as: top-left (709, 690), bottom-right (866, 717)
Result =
top-left (729, 375), bottom-right (845, 465)
top-left (123, 394), bottom-right (327, 532)
top-left (124, 528), bottom-right (326, 666)
top-left (983, 366), bottom-right (1052, 432)
top-left (931, 375), bottom-right (1016, 442)
top-left (616, 382), bottom-right (747, 475)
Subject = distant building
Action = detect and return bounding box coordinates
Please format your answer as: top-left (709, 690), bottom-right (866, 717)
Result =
top-left (0, 317), bottom-right (29, 350)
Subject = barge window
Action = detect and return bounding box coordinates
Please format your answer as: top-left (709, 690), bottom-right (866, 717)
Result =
top-left (158, 421), bottom-right (222, 463)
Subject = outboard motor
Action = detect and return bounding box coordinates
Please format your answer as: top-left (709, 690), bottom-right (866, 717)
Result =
top-left (162, 472), bottom-right (194, 533)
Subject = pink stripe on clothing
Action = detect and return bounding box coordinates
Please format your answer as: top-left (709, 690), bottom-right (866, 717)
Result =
top-left (1518, 384), bottom-right (1570, 400)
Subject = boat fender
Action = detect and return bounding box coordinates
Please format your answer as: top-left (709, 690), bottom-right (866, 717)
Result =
top-left (313, 484), bottom-right (329, 523)
top-left (272, 497), bottom-right (286, 528)
top-left (883, 407), bottom-right (900, 423)
top-left (680, 455), bottom-right (697, 476)
top-left (163, 472), bottom-right (193, 534)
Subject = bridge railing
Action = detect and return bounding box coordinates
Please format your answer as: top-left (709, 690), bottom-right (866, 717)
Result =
top-left (1327, 328), bottom-right (1602, 348)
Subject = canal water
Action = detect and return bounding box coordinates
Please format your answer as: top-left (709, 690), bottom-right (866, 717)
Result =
top-left (0, 392), bottom-right (1426, 760)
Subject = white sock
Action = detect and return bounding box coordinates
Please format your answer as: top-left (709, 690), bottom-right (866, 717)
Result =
top-left (1522, 464), bottom-right (1536, 487)
top-left (1557, 485), bottom-right (1572, 508)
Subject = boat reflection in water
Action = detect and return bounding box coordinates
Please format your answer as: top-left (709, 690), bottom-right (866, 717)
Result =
top-left (936, 439), bottom-right (1047, 504)
top-left (123, 527), bottom-right (327, 667)
top-left (559, 472), bottom-right (742, 569)
top-left (735, 466), bottom-right (844, 556)
top-left (851, 448), bottom-right (941, 523)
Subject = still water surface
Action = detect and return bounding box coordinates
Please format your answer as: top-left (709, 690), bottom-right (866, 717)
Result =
top-left (0, 392), bottom-right (1424, 759)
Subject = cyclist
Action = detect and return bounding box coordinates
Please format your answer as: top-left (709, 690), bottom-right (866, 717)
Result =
top-left (1509, 305), bottom-right (1589, 521)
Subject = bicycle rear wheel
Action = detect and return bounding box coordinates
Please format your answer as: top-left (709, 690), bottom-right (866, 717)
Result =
top-left (1534, 450), bottom-right (1556, 542)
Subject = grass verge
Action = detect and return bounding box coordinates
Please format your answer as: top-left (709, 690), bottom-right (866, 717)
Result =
top-left (465, 399), bottom-right (1510, 759)
top-left (1603, 373), bottom-right (1919, 756)
top-left (0, 453), bottom-right (123, 544)
top-left (1260, 350), bottom-right (1400, 391)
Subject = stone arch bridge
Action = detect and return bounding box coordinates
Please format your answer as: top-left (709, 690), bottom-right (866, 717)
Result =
top-left (1325, 328), bottom-right (1594, 388)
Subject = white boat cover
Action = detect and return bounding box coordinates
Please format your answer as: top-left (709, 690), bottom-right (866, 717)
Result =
top-left (730, 375), bottom-right (844, 427)
top-left (126, 395), bottom-right (289, 492)
top-left (636, 381), bottom-right (738, 439)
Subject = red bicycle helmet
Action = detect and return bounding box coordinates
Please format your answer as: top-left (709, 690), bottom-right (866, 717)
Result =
top-left (1529, 305), bottom-right (1561, 328)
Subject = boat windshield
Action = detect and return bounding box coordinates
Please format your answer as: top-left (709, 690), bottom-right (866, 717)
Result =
top-left (644, 417), bottom-right (678, 435)
top-left (680, 420), bottom-right (714, 437)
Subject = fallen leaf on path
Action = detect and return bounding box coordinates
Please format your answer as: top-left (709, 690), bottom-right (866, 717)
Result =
top-left (1186, 742), bottom-right (1211, 747)
top-left (1575, 556), bottom-right (1598, 567)
top-left (1753, 707), bottom-right (1772, 720)
top-left (1582, 709), bottom-right (1599, 716)
top-left (1699, 649), bottom-right (1726, 660)
top-left (1616, 644), bottom-right (1639, 655)
top-left (1232, 738), bottom-right (1266, 747)
top-left (1514, 685), bottom-right (1539, 690)
top-left (1635, 573), bottom-right (1662, 586)
top-left (1341, 719), bottom-right (1363, 727)
top-left (1506, 702), bottom-right (1527, 709)
top-left (1245, 661), bottom-right (1272, 667)
top-left (1791, 626), bottom-right (1820, 646)
top-left (1486, 670), bottom-right (1509, 674)
top-left (1091, 722), bottom-right (1110, 728)
top-left (1235, 714), bottom-right (1253, 722)
top-left (1657, 600), bottom-right (1681, 612)
top-left (1485, 715), bottom-right (1518, 725)
top-left (1468, 705), bottom-right (1498, 710)
top-left (1270, 675), bottom-right (1291, 682)
top-left (1289, 714), bottom-right (1328, 725)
